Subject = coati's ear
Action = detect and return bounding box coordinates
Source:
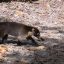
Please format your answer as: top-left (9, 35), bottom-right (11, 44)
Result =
top-left (32, 28), bottom-right (35, 31)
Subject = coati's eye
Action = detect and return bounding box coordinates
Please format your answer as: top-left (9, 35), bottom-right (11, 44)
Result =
top-left (37, 33), bottom-right (40, 36)
top-left (37, 33), bottom-right (40, 35)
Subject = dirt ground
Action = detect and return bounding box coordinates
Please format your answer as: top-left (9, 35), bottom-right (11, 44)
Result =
top-left (0, 0), bottom-right (64, 64)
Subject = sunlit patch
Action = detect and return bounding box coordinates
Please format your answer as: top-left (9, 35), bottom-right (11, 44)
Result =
top-left (58, 0), bottom-right (61, 2)
top-left (42, 2), bottom-right (51, 11)
top-left (27, 45), bottom-right (47, 51)
top-left (0, 45), bottom-right (8, 57)
top-left (14, 10), bottom-right (27, 17)
top-left (46, 3), bottom-right (51, 10)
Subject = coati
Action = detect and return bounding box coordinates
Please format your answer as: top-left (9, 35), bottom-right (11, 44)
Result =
top-left (0, 21), bottom-right (44, 44)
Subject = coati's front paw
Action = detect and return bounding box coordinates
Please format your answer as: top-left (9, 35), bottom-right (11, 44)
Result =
top-left (26, 35), bottom-right (39, 46)
top-left (38, 37), bottom-right (45, 41)
top-left (40, 37), bottom-right (45, 41)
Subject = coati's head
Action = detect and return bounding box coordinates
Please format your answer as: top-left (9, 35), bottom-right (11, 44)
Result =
top-left (32, 27), bottom-right (40, 38)
top-left (32, 27), bottom-right (45, 41)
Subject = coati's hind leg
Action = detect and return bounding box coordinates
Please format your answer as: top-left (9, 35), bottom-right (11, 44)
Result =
top-left (26, 31), bottom-right (39, 45)
top-left (1, 34), bottom-right (8, 44)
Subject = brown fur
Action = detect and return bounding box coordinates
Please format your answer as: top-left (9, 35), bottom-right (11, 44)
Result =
top-left (0, 21), bottom-right (40, 42)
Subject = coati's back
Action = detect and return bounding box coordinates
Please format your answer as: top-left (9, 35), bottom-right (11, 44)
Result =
top-left (0, 22), bottom-right (36, 40)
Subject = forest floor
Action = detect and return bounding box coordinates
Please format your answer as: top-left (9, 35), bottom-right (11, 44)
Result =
top-left (0, 0), bottom-right (64, 64)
